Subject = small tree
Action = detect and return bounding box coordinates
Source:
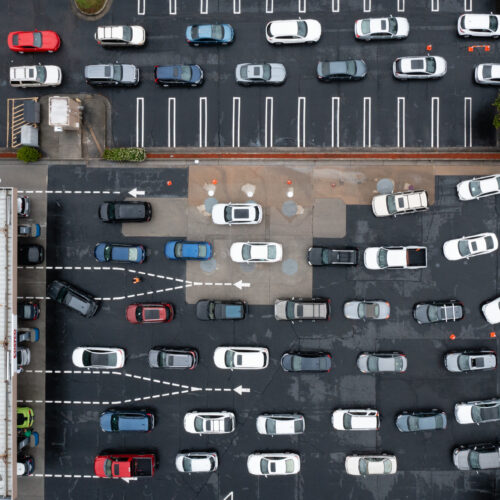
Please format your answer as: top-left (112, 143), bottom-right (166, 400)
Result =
top-left (17, 146), bottom-right (41, 163)
top-left (493, 92), bottom-right (500, 130)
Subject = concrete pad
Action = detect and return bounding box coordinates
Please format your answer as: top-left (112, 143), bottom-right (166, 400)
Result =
top-left (313, 198), bottom-right (346, 238)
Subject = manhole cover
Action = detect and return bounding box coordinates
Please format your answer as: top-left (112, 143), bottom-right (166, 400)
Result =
top-left (200, 259), bottom-right (217, 273)
top-left (376, 179), bottom-right (394, 194)
top-left (282, 259), bottom-right (298, 275)
top-left (282, 200), bottom-right (298, 217)
top-left (205, 197), bottom-right (218, 213)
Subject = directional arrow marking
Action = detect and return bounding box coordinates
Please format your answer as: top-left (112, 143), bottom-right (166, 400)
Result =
top-left (233, 385), bottom-right (251, 396)
top-left (233, 280), bottom-right (251, 290)
top-left (128, 188), bottom-right (145, 198)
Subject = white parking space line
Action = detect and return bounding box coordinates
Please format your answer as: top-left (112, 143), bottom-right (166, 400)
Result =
top-left (169, 0), bottom-right (177, 15)
top-left (135, 98), bottom-right (144, 148)
top-left (167, 97), bottom-right (176, 148)
top-left (464, 0), bottom-right (472, 12)
top-left (363, 97), bottom-right (371, 148)
top-left (332, 0), bottom-right (340, 12)
top-left (232, 97), bottom-right (241, 147)
top-left (464, 97), bottom-right (472, 147)
top-left (297, 97), bottom-right (306, 148)
top-left (363, 0), bottom-right (371, 13)
top-left (397, 0), bottom-right (405, 12)
top-left (137, 0), bottom-right (145, 15)
top-left (331, 97), bottom-right (340, 148)
top-left (431, 97), bottom-right (440, 148)
top-left (199, 97), bottom-right (207, 148)
top-left (298, 0), bottom-right (306, 13)
top-left (234, 0), bottom-right (241, 14)
top-left (431, 0), bottom-right (439, 12)
top-left (266, 0), bottom-right (274, 14)
top-left (397, 97), bottom-right (406, 148)
top-left (264, 97), bottom-right (273, 148)
top-left (200, 0), bottom-right (208, 15)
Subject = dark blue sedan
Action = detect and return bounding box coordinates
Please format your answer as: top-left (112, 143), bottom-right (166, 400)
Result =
top-left (99, 409), bottom-right (155, 432)
top-left (154, 64), bottom-right (204, 87)
top-left (94, 243), bottom-right (146, 264)
top-left (186, 24), bottom-right (234, 46)
top-left (164, 240), bottom-right (212, 260)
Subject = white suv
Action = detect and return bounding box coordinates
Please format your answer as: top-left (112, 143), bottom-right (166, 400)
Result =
top-left (95, 25), bottom-right (146, 46)
top-left (332, 409), bottom-right (380, 430)
top-left (266, 19), bottom-right (321, 45)
top-left (10, 65), bottom-right (62, 87)
top-left (457, 13), bottom-right (500, 38)
top-left (211, 202), bottom-right (263, 225)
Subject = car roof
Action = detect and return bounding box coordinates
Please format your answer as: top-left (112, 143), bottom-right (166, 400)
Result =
top-left (464, 14), bottom-right (492, 29)
top-left (269, 20), bottom-right (299, 36)
top-left (156, 65), bottom-right (181, 79)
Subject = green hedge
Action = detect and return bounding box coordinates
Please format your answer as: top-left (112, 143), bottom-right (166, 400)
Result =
top-left (75, 0), bottom-right (106, 14)
top-left (17, 146), bottom-right (41, 163)
top-left (103, 148), bottom-right (146, 162)
top-left (494, 92), bottom-right (500, 130)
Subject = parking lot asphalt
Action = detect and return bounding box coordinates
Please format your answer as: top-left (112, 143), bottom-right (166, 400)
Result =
top-left (2, 0), bottom-right (500, 149)
top-left (13, 162), bottom-right (498, 499)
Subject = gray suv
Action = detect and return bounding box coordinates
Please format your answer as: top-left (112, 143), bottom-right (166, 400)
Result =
top-left (84, 64), bottom-right (139, 86)
top-left (274, 298), bottom-right (330, 321)
top-left (453, 443), bottom-right (500, 470)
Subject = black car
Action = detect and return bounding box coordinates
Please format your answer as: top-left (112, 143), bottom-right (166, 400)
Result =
top-left (195, 300), bottom-right (246, 320)
top-left (18, 244), bottom-right (44, 265)
top-left (17, 454), bottom-right (34, 476)
top-left (47, 280), bottom-right (100, 318)
top-left (154, 64), bottom-right (204, 87)
top-left (307, 247), bottom-right (358, 266)
top-left (98, 201), bottom-right (152, 223)
top-left (413, 300), bottom-right (464, 324)
top-left (280, 352), bottom-right (331, 372)
top-left (18, 301), bottom-right (40, 320)
top-left (317, 60), bottom-right (367, 81)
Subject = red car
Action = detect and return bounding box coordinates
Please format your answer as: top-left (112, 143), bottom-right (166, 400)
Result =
top-left (126, 303), bottom-right (174, 324)
top-left (8, 30), bottom-right (61, 53)
top-left (94, 453), bottom-right (156, 478)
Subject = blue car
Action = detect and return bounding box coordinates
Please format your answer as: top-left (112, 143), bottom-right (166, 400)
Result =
top-left (164, 240), bottom-right (212, 260)
top-left (99, 409), bottom-right (155, 433)
top-left (154, 64), bottom-right (204, 87)
top-left (186, 24), bottom-right (234, 46)
top-left (94, 243), bottom-right (146, 264)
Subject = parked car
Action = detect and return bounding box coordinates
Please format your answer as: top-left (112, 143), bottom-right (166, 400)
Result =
top-left (18, 244), bottom-right (44, 265)
top-left (332, 409), bottom-right (380, 431)
top-left (17, 347), bottom-right (31, 372)
top-left (413, 301), bottom-right (464, 324)
top-left (17, 455), bottom-right (34, 476)
top-left (211, 202), bottom-right (263, 225)
top-left (99, 409), bottom-right (155, 432)
top-left (455, 398), bottom-right (500, 424)
top-left (266, 19), bottom-right (321, 45)
top-left (94, 242), bottom-right (146, 264)
top-left (357, 352), bottom-right (407, 374)
top-left (94, 453), bottom-right (155, 479)
top-left (175, 452), bottom-right (218, 473)
top-left (395, 410), bottom-right (447, 432)
top-left (17, 196), bottom-right (30, 217)
top-left (371, 190), bottom-right (429, 217)
top-left (280, 352), bottom-right (331, 372)
top-left (475, 64), bottom-right (500, 85)
top-left (354, 16), bottom-right (409, 40)
top-left (195, 300), bottom-right (246, 320)
top-left (72, 347), bottom-right (125, 369)
top-left (18, 301), bottom-right (40, 320)
top-left (18, 224), bottom-right (40, 238)
top-left (98, 201), bottom-right (152, 222)
top-left (444, 350), bottom-right (496, 372)
top-left (95, 25), bottom-right (146, 46)
top-left (345, 455), bottom-right (397, 476)
top-left (10, 65), bottom-right (61, 87)
top-left (164, 240), bottom-right (212, 260)
top-left (482, 296), bottom-right (500, 324)
top-left (17, 328), bottom-right (39, 344)
top-left (393, 56), bottom-right (447, 79)
top-left (186, 24), bottom-right (234, 45)
top-left (148, 348), bottom-right (198, 370)
top-left (8, 30), bottom-right (61, 53)
top-left (84, 64), bottom-right (140, 86)
top-left (230, 242), bottom-right (282, 263)
top-left (316, 60), bottom-right (367, 81)
top-left (213, 346), bottom-right (269, 370)
top-left (307, 247), bottom-right (358, 266)
top-left (256, 414), bottom-right (305, 435)
top-left (457, 175), bottom-right (500, 200)
top-left (343, 300), bottom-right (390, 320)
top-left (457, 13), bottom-right (500, 38)
top-left (235, 63), bottom-right (286, 85)
top-left (443, 233), bottom-right (498, 261)
top-left (274, 298), bottom-right (331, 321)
top-left (247, 453), bottom-right (300, 476)
top-left (184, 411), bottom-right (235, 434)
top-left (453, 443), bottom-right (500, 470)
top-left (126, 303), bottom-right (174, 324)
top-left (47, 280), bottom-right (100, 318)
top-left (154, 64), bottom-right (204, 87)
top-left (17, 407), bottom-right (34, 429)
top-left (364, 246), bottom-right (427, 270)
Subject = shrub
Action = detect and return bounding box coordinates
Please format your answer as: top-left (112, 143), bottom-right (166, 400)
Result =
top-left (103, 147), bottom-right (146, 162)
top-left (17, 146), bottom-right (41, 163)
top-left (75, 0), bottom-right (106, 14)
top-left (494, 92), bottom-right (500, 130)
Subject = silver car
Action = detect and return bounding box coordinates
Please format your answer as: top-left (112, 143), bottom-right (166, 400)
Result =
top-left (444, 350), bottom-right (496, 373)
top-left (354, 16), bottom-right (409, 40)
top-left (184, 411), bottom-right (235, 434)
top-left (393, 56), bottom-right (447, 80)
top-left (175, 452), bottom-right (218, 473)
top-left (256, 414), bottom-right (305, 435)
top-left (395, 410), bottom-right (447, 432)
top-left (235, 63), bottom-right (286, 85)
top-left (343, 300), bottom-right (390, 320)
top-left (453, 443), bottom-right (500, 470)
top-left (357, 352), bottom-right (407, 374)
top-left (475, 64), bottom-right (500, 85)
top-left (345, 454), bottom-right (397, 476)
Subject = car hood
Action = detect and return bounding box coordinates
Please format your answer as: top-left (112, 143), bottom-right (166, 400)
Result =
top-left (130, 26), bottom-right (146, 45)
top-left (455, 404), bottom-right (473, 424)
top-left (195, 300), bottom-right (210, 319)
top-left (371, 195), bottom-right (390, 216)
top-left (307, 247), bottom-right (323, 265)
top-left (211, 204), bottom-right (227, 224)
top-left (99, 413), bottom-right (112, 431)
top-left (274, 300), bottom-right (287, 320)
top-left (414, 304), bottom-right (430, 323)
top-left (269, 63), bottom-right (287, 81)
top-left (343, 302), bottom-right (360, 319)
top-left (453, 449), bottom-right (471, 470)
top-left (364, 248), bottom-right (381, 269)
top-left (395, 17), bottom-right (410, 35)
top-left (121, 64), bottom-right (138, 83)
top-left (44, 65), bottom-right (62, 84)
top-left (148, 350), bottom-right (160, 367)
top-left (456, 181), bottom-right (474, 200)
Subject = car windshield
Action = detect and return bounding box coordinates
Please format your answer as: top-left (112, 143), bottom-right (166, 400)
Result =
top-left (211, 24), bottom-right (224, 40)
top-left (174, 243), bottom-right (183, 258)
top-left (260, 460), bottom-right (269, 474)
top-left (408, 416), bottom-right (420, 431)
top-left (321, 249), bottom-right (330, 265)
top-left (490, 16), bottom-right (499, 31)
top-left (242, 244), bottom-right (252, 260)
top-left (471, 406), bottom-right (482, 423)
top-left (469, 451), bottom-right (481, 470)
top-left (122, 26), bottom-right (132, 41)
top-left (458, 240), bottom-right (471, 256)
top-left (361, 19), bottom-right (371, 34)
top-left (469, 180), bottom-right (482, 196)
top-left (427, 305), bottom-right (439, 322)
top-left (285, 459), bottom-right (295, 473)
top-left (485, 236), bottom-right (495, 249)
top-left (180, 66), bottom-right (192, 81)
top-left (394, 357), bottom-right (404, 371)
top-left (182, 457), bottom-right (192, 472)
top-left (35, 66), bottom-right (46, 83)
top-left (128, 247), bottom-right (139, 261)
top-left (208, 301), bottom-right (216, 319)
top-left (378, 249), bottom-right (388, 268)
top-left (224, 350), bottom-right (235, 367)
top-left (291, 356), bottom-right (302, 371)
top-left (358, 303), bottom-right (366, 319)
top-left (297, 21), bottom-right (307, 37)
top-left (265, 419), bottom-right (276, 434)
top-left (113, 64), bottom-right (122, 81)
top-left (194, 416), bottom-right (204, 432)
top-left (386, 195), bottom-right (397, 214)
top-left (383, 460), bottom-right (392, 473)
top-left (267, 245), bottom-right (277, 260)
top-left (285, 301), bottom-right (296, 319)
top-left (224, 206), bottom-right (233, 222)
top-left (104, 459), bottom-right (113, 477)
top-left (345, 60), bottom-right (356, 76)
top-left (110, 414), bottom-right (120, 431)
top-left (262, 64), bottom-right (271, 80)
top-left (367, 356), bottom-right (379, 372)
top-left (343, 414), bottom-right (352, 429)
top-left (359, 459), bottom-right (368, 475)
top-left (197, 245), bottom-right (208, 258)
top-left (104, 245), bottom-right (112, 261)
top-left (33, 32), bottom-right (42, 48)
top-left (389, 17), bottom-right (398, 33)
top-left (294, 419), bottom-right (304, 432)
top-left (426, 58), bottom-right (436, 74)
top-left (457, 355), bottom-right (470, 371)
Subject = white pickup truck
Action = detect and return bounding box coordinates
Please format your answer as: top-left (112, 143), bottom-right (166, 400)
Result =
top-left (364, 246), bottom-right (427, 270)
top-left (372, 190), bottom-right (428, 217)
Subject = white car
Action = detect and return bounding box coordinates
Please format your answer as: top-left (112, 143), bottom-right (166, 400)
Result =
top-left (457, 13), bottom-right (500, 38)
top-left (332, 409), bottom-right (380, 430)
top-left (265, 19), bottom-right (321, 45)
top-left (183, 411), bottom-right (235, 434)
top-left (354, 16), bottom-right (409, 41)
top-left (175, 452), bottom-right (218, 473)
top-left (211, 202), bottom-right (263, 225)
top-left (345, 455), bottom-right (397, 476)
top-left (455, 399), bottom-right (500, 424)
top-left (482, 296), bottom-right (500, 324)
top-left (213, 347), bottom-right (269, 370)
top-left (371, 190), bottom-right (428, 217)
top-left (475, 64), bottom-right (500, 85)
top-left (230, 242), bottom-right (282, 263)
top-left (393, 56), bottom-right (447, 80)
top-left (256, 414), bottom-right (305, 435)
top-left (457, 175), bottom-right (500, 200)
top-left (10, 65), bottom-right (62, 88)
top-left (71, 347), bottom-right (125, 369)
top-left (247, 453), bottom-right (300, 476)
top-left (95, 25), bottom-right (146, 46)
top-left (442, 233), bottom-right (498, 261)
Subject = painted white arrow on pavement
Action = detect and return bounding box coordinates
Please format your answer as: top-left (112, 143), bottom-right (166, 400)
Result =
top-left (223, 493), bottom-right (234, 500)
top-left (122, 477), bottom-right (138, 483)
top-left (233, 280), bottom-right (250, 290)
top-left (233, 385), bottom-right (251, 396)
top-left (128, 188), bottom-right (146, 198)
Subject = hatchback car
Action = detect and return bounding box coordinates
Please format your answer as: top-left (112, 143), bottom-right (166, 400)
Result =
top-left (94, 242), bottom-right (146, 264)
top-left (475, 64), bottom-right (500, 85)
top-left (47, 280), bottom-right (100, 318)
top-left (18, 224), bottom-right (40, 238)
top-left (99, 409), bottom-right (155, 432)
top-left (72, 347), bottom-right (125, 369)
top-left (18, 301), bottom-right (40, 320)
top-left (195, 300), bottom-right (246, 320)
top-left (230, 242), bottom-right (282, 263)
top-left (99, 201), bottom-right (152, 222)
top-left (17, 328), bottom-right (39, 344)
top-left (482, 296), bottom-right (500, 324)
top-left (354, 16), bottom-right (409, 40)
top-left (281, 352), bottom-right (331, 373)
top-left (154, 64), bottom-right (204, 87)
top-left (17, 196), bottom-right (30, 217)
top-left (443, 233), bottom-right (498, 261)
top-left (274, 298), bottom-right (331, 321)
top-left (316, 60), bottom-right (367, 81)
top-left (186, 24), bottom-right (234, 45)
top-left (344, 300), bottom-right (390, 320)
top-left (126, 303), bottom-right (174, 324)
top-left (345, 455), bottom-right (397, 476)
top-left (413, 301), bottom-right (464, 324)
top-left (148, 348), bottom-right (198, 370)
top-left (393, 56), bottom-right (447, 79)
top-left (8, 30), bottom-right (60, 53)
top-left (10, 65), bottom-right (62, 87)
top-left (332, 409), bottom-right (380, 431)
top-left (164, 240), bottom-right (212, 260)
top-left (266, 19), bottom-right (321, 45)
top-left (17, 347), bottom-right (31, 372)
top-left (247, 453), bottom-right (300, 476)
top-left (395, 410), bottom-right (447, 432)
top-left (84, 64), bottom-right (139, 86)
top-left (457, 174), bottom-right (500, 200)
top-left (211, 202), bottom-right (263, 224)
top-left (455, 398), bottom-right (500, 424)
top-left (17, 455), bottom-right (34, 476)
top-left (184, 411), bottom-right (235, 434)
top-left (457, 13), bottom-right (500, 37)
top-left (175, 452), bottom-right (218, 473)
top-left (453, 443), bottom-right (500, 470)
top-left (18, 244), bottom-right (44, 265)
top-left (213, 346), bottom-right (269, 370)
top-left (95, 25), bottom-right (146, 46)
top-left (307, 247), bottom-right (358, 266)
top-left (256, 414), bottom-right (305, 435)
top-left (17, 407), bottom-right (34, 429)
top-left (444, 350), bottom-right (496, 372)
top-left (357, 352), bottom-right (407, 374)
top-left (235, 63), bottom-right (286, 85)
